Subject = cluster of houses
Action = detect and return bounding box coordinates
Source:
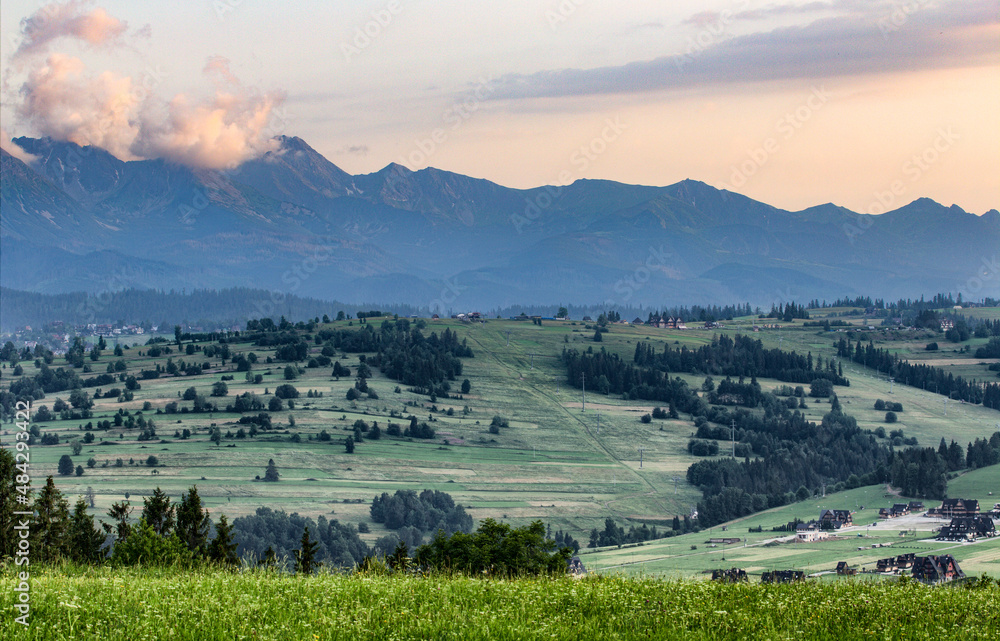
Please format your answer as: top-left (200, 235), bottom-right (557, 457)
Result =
top-left (794, 509), bottom-right (855, 542)
top-left (878, 501), bottom-right (924, 519)
top-left (874, 553), bottom-right (917, 573)
top-left (715, 551), bottom-right (966, 585)
top-left (630, 315), bottom-right (688, 329)
top-left (830, 553), bottom-right (964, 584)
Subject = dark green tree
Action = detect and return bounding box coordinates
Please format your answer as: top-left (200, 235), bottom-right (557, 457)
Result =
top-left (0, 449), bottom-right (22, 559)
top-left (208, 514), bottom-right (239, 567)
top-left (294, 526), bottom-right (320, 574)
top-left (141, 487), bottom-right (175, 536)
top-left (32, 476), bottom-right (70, 562)
top-left (58, 454), bottom-right (75, 476)
top-left (103, 501), bottom-right (133, 542)
top-left (264, 459), bottom-right (280, 482)
top-left (68, 498), bottom-right (106, 563)
top-left (176, 486), bottom-right (211, 554)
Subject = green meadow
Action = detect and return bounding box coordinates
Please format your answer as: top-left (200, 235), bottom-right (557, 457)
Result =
top-left (1, 566), bottom-right (997, 641)
top-left (4, 314), bottom-right (999, 577)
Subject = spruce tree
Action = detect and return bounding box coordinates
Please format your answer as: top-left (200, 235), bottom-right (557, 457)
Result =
top-left (141, 487), bottom-right (175, 536)
top-left (176, 486), bottom-right (210, 554)
top-left (103, 501), bottom-right (133, 542)
top-left (68, 498), bottom-right (106, 563)
top-left (0, 449), bottom-right (21, 559)
top-left (207, 514), bottom-right (239, 567)
top-left (32, 476), bottom-right (70, 562)
top-left (264, 459), bottom-right (280, 482)
top-left (294, 527), bottom-right (320, 575)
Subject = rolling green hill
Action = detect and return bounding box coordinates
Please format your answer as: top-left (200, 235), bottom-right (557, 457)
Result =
top-left (3, 315), bottom-right (998, 577)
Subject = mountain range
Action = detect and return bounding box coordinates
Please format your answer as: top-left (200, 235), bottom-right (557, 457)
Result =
top-left (2, 135), bottom-right (998, 311)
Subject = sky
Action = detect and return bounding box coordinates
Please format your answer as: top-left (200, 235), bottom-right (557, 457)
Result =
top-left (1, 0), bottom-right (998, 214)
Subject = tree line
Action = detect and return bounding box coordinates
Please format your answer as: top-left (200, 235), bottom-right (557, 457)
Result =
top-left (633, 334), bottom-right (849, 387)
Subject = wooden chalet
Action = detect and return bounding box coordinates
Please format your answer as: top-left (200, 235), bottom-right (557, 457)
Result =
top-left (645, 314), bottom-right (688, 330)
top-left (875, 553), bottom-right (916, 573)
top-left (936, 516), bottom-right (997, 542)
top-left (818, 509), bottom-right (853, 529)
top-left (761, 570), bottom-right (805, 584)
top-left (835, 561), bottom-right (857, 576)
top-left (711, 568), bottom-right (748, 583)
top-left (632, 317), bottom-right (645, 326)
top-left (927, 498), bottom-right (979, 518)
top-left (911, 555), bottom-right (964, 584)
top-left (878, 503), bottom-right (910, 519)
top-left (908, 501), bottom-right (924, 511)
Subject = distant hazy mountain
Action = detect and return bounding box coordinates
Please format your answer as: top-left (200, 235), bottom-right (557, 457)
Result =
top-left (2, 136), bottom-right (997, 309)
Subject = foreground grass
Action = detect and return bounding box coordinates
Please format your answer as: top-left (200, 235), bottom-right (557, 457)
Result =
top-left (2, 566), bottom-right (998, 640)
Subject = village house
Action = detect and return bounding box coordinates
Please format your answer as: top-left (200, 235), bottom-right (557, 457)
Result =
top-left (875, 553), bottom-right (916, 573)
top-left (835, 561), bottom-right (857, 576)
top-left (818, 509), bottom-right (854, 529)
top-left (936, 516), bottom-right (997, 542)
top-left (761, 570), bottom-right (805, 584)
top-left (927, 498), bottom-right (980, 518)
top-left (878, 503), bottom-right (910, 519)
top-left (911, 555), bottom-right (964, 584)
top-left (711, 568), bottom-right (748, 582)
top-left (795, 522), bottom-right (829, 542)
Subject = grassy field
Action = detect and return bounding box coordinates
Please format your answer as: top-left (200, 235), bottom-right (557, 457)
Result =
top-left (2, 313), bottom-right (999, 577)
top-left (1, 566), bottom-right (997, 640)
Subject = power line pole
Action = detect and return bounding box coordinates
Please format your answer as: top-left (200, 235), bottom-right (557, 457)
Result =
top-left (639, 447), bottom-right (644, 469)
top-left (505, 330), bottom-right (511, 347)
top-left (731, 419), bottom-right (736, 457)
top-left (581, 373), bottom-right (586, 412)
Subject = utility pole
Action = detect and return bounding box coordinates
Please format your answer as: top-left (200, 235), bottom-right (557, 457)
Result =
top-left (505, 330), bottom-right (511, 347)
top-left (889, 377), bottom-right (894, 395)
top-left (596, 412), bottom-right (600, 434)
top-left (529, 353), bottom-right (534, 369)
top-left (581, 373), bottom-right (586, 412)
top-left (639, 447), bottom-right (644, 469)
top-left (731, 420), bottom-right (736, 457)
